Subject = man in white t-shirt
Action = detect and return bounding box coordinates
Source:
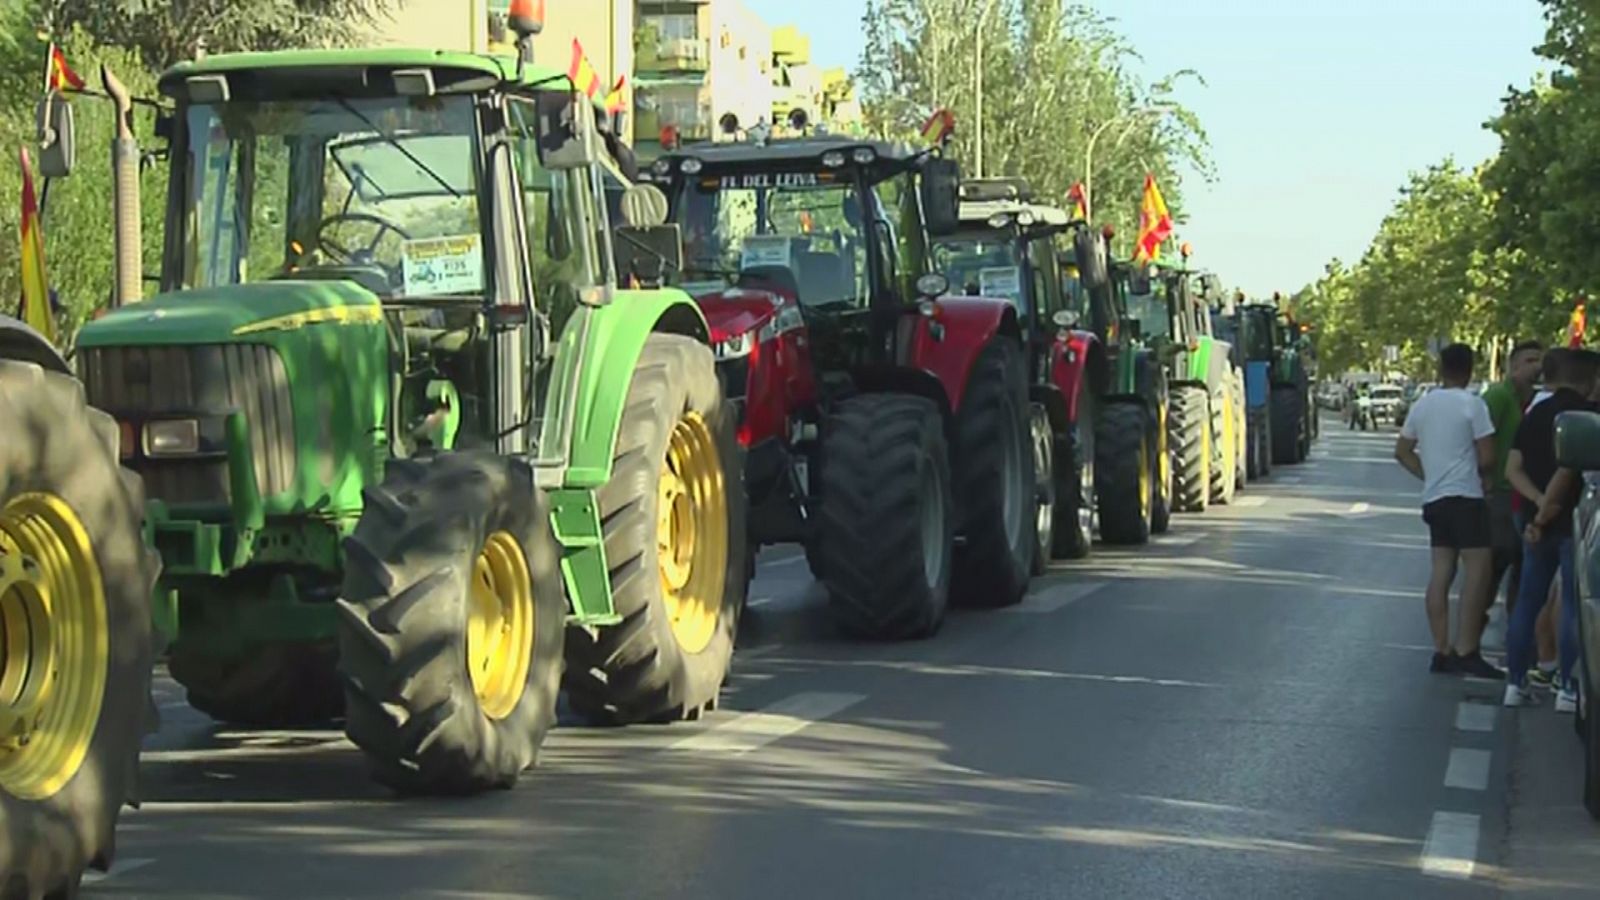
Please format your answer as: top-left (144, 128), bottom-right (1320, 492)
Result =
top-left (1394, 343), bottom-right (1502, 678)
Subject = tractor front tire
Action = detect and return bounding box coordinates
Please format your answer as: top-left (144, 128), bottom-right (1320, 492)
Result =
top-left (1029, 404), bottom-right (1056, 575)
top-left (1271, 386), bottom-right (1303, 465)
top-left (1170, 386), bottom-right (1210, 513)
top-left (1053, 391), bottom-right (1095, 560)
top-left (814, 394), bottom-right (952, 639)
top-left (1095, 401), bottom-right (1153, 545)
top-left (338, 453), bottom-right (566, 795)
top-left (169, 642), bottom-right (342, 726)
top-left (0, 361), bottom-right (159, 899)
top-left (952, 339), bottom-right (1035, 607)
top-left (565, 335), bottom-right (745, 725)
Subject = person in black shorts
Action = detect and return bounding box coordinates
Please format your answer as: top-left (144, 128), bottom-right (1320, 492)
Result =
top-left (1395, 344), bottom-right (1501, 677)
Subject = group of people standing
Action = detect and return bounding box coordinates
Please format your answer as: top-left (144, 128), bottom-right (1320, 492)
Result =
top-left (1394, 341), bottom-right (1598, 709)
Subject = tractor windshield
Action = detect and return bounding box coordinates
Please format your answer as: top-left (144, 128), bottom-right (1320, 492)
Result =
top-left (1243, 311), bottom-right (1275, 360)
top-left (1126, 284), bottom-right (1171, 340)
top-left (932, 234), bottom-right (1024, 308)
top-left (179, 95), bottom-right (498, 300)
top-left (671, 171), bottom-right (873, 309)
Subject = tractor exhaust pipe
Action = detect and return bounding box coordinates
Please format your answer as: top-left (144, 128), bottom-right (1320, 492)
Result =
top-left (102, 63), bottom-right (141, 307)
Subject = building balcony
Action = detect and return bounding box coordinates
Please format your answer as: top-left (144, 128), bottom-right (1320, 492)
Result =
top-left (638, 37), bottom-right (710, 73)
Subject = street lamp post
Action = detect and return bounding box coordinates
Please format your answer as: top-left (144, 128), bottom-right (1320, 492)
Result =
top-left (1083, 105), bottom-right (1172, 222)
top-left (973, 0), bottom-right (1000, 178)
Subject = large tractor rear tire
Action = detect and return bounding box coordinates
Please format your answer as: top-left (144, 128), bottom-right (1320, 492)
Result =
top-left (0, 361), bottom-right (158, 898)
top-left (1271, 385), bottom-right (1302, 465)
top-left (168, 642), bottom-right (341, 726)
top-left (564, 335), bottom-right (745, 724)
top-left (1170, 386), bottom-right (1210, 513)
top-left (1053, 391), bottom-right (1095, 560)
top-left (814, 394), bottom-right (952, 639)
top-left (1029, 405), bottom-right (1055, 575)
top-left (1095, 401), bottom-right (1153, 545)
top-left (952, 339), bottom-right (1035, 607)
top-left (1151, 398), bottom-right (1172, 534)
top-left (1208, 386), bottom-right (1238, 506)
top-left (338, 453), bottom-right (566, 795)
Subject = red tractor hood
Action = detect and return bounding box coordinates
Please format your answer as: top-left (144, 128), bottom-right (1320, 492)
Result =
top-left (695, 287), bottom-right (787, 342)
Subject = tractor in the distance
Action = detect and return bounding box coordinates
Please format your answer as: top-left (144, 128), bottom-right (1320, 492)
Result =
top-left (73, 25), bottom-right (746, 796)
top-left (653, 134), bottom-right (1036, 637)
top-left (1264, 295), bottom-right (1313, 464)
top-left (1127, 257), bottom-right (1242, 511)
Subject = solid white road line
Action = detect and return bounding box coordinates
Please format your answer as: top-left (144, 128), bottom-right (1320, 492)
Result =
top-left (1157, 532), bottom-right (1204, 547)
top-left (1001, 581), bottom-right (1105, 614)
top-left (1444, 748), bottom-right (1492, 791)
top-left (82, 858), bottom-right (155, 884)
top-left (669, 692), bottom-right (865, 756)
top-left (1420, 811), bottom-right (1480, 879)
top-left (1454, 702), bottom-right (1497, 734)
top-left (1348, 501), bottom-right (1370, 514)
top-left (1234, 495), bottom-right (1268, 508)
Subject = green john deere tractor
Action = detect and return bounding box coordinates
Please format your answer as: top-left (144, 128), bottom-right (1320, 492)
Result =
top-left (1095, 254), bottom-right (1172, 541)
top-left (1264, 296), bottom-right (1313, 465)
top-left (73, 28), bottom-right (746, 794)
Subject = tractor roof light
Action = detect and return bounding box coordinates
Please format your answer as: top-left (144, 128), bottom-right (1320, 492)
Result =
top-left (1016, 210), bottom-right (1037, 227)
top-left (679, 157), bottom-right (703, 175)
top-left (507, 0), bottom-right (545, 37)
top-left (821, 150), bottom-right (846, 168)
top-left (851, 147), bottom-right (876, 164)
top-left (986, 213), bottom-right (1013, 230)
top-left (651, 158), bottom-right (671, 176)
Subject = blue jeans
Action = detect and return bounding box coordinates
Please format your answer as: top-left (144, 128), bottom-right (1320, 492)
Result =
top-left (1507, 531), bottom-right (1581, 687)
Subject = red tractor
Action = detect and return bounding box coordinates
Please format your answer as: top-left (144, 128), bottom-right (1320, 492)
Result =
top-left (652, 135), bottom-right (1036, 638)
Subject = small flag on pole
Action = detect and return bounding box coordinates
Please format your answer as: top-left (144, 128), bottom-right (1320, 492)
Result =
top-left (568, 39), bottom-right (601, 99)
top-left (18, 148), bottom-right (56, 343)
top-left (1134, 173), bottom-right (1174, 266)
top-left (602, 75), bottom-right (627, 115)
top-left (1067, 182), bottom-right (1087, 221)
top-left (45, 44), bottom-right (84, 92)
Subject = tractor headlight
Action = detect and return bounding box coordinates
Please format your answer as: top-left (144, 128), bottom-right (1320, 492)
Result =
top-left (652, 158), bottom-right (672, 176)
top-left (144, 419), bottom-right (200, 457)
top-left (714, 331), bottom-right (755, 360)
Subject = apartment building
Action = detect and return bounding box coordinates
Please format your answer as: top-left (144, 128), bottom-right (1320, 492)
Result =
top-left (634, 0), bottom-right (773, 155)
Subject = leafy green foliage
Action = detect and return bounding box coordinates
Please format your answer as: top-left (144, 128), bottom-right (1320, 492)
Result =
top-left (856, 0), bottom-right (1210, 255)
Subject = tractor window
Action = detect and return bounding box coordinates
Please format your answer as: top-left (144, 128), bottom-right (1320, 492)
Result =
top-left (1127, 287), bottom-right (1170, 340)
top-left (871, 170), bottom-right (930, 302)
top-left (1244, 312), bottom-right (1275, 359)
top-left (181, 95), bottom-right (484, 300)
top-left (671, 172), bottom-right (869, 310)
top-left (506, 98), bottom-right (598, 332)
top-left (931, 232), bottom-right (1025, 311)
top-left (1029, 236), bottom-right (1062, 321)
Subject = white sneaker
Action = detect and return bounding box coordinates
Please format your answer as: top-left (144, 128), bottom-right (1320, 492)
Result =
top-left (1556, 688), bottom-right (1579, 714)
top-left (1504, 683), bottom-right (1538, 707)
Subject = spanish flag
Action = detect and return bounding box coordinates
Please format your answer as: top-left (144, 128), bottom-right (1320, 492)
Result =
top-left (1570, 296), bottom-right (1587, 348)
top-left (568, 39), bottom-right (601, 99)
top-left (46, 44), bottom-right (84, 92)
top-left (1134, 173), bottom-right (1174, 265)
top-left (603, 75), bottom-right (627, 115)
top-left (1067, 182), bottom-right (1087, 221)
top-left (920, 108), bottom-right (955, 145)
top-left (17, 148), bottom-right (56, 343)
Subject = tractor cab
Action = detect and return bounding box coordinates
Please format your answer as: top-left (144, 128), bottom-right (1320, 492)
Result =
top-left (653, 134), bottom-right (962, 379)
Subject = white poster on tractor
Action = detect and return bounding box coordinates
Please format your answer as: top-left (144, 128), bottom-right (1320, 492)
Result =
top-left (402, 234), bottom-right (484, 297)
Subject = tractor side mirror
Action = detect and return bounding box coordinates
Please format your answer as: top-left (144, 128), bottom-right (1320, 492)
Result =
top-left (1556, 410), bottom-right (1600, 471)
top-left (1072, 227), bottom-right (1108, 292)
top-left (35, 92), bottom-right (75, 178)
top-left (615, 224), bottom-right (684, 289)
top-left (920, 157), bottom-right (962, 237)
top-left (536, 91), bottom-right (599, 170)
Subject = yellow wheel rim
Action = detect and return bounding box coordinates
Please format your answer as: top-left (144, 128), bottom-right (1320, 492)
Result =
top-left (1138, 441), bottom-right (1152, 521)
top-left (1200, 408), bottom-right (1212, 493)
top-left (466, 531), bottom-right (534, 721)
top-left (658, 412), bottom-right (728, 656)
top-left (0, 493), bottom-right (108, 801)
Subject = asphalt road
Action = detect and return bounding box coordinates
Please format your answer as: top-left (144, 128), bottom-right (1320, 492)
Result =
top-left (85, 414), bottom-right (1597, 899)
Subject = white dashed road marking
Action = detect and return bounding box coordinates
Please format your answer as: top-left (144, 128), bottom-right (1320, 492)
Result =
top-left (1454, 702), bottom-right (1497, 733)
top-left (1235, 495), bottom-right (1268, 508)
top-left (669, 692), bottom-right (865, 756)
top-left (1444, 748), bottom-right (1491, 791)
top-left (1002, 581), bottom-right (1105, 614)
top-left (1348, 501), bottom-right (1370, 514)
top-left (1420, 812), bottom-right (1480, 879)
top-left (1157, 532), bottom-right (1204, 547)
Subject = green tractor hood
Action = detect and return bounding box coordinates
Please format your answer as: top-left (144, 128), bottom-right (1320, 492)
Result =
top-left (77, 281), bottom-right (382, 347)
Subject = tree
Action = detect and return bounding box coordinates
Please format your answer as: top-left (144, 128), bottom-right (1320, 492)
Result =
top-left (856, 0), bottom-right (1209, 248)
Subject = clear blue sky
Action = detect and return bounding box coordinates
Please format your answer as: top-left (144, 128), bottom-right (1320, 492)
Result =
top-left (743, 0), bottom-right (1550, 294)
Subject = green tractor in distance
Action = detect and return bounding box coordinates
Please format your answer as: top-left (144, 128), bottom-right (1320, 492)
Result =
top-left (1265, 294), bottom-right (1313, 464)
top-left (73, 28), bottom-right (746, 793)
top-left (1127, 256), bottom-right (1241, 512)
top-left (1098, 254), bottom-right (1173, 541)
